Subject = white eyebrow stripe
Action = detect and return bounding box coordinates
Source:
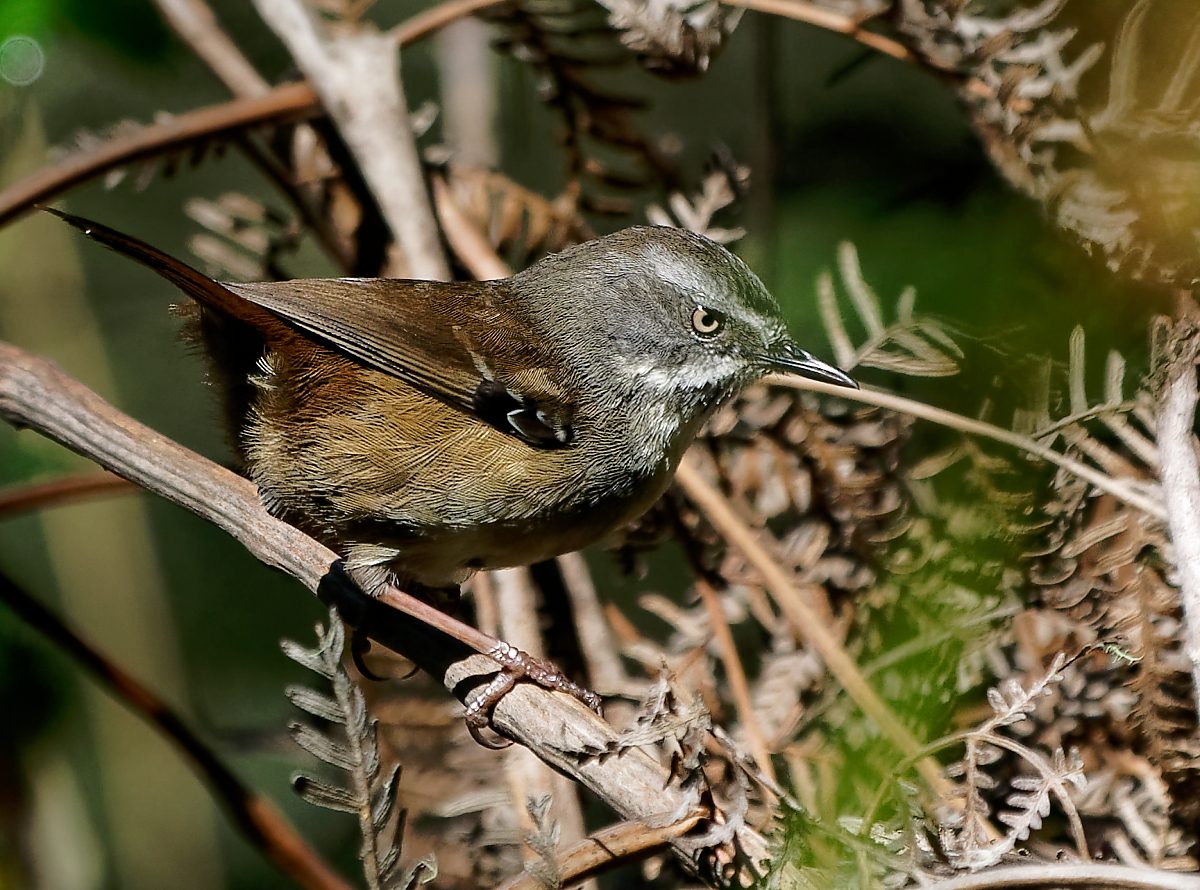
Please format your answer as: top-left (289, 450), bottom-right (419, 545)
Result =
top-left (639, 240), bottom-right (778, 336)
top-left (641, 242), bottom-right (712, 297)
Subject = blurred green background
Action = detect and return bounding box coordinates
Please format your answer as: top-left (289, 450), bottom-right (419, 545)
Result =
top-left (0, 1), bottom-right (1178, 887)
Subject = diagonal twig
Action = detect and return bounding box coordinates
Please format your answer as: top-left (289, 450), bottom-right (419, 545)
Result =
top-left (674, 454), bottom-right (947, 794)
top-left (694, 578), bottom-right (776, 784)
top-left (0, 569), bottom-right (352, 890)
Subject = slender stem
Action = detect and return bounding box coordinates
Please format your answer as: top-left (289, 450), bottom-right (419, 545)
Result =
top-left (695, 578), bottom-right (776, 783)
top-left (0, 570), bottom-right (352, 890)
top-left (719, 0), bottom-right (914, 64)
top-left (0, 472), bottom-right (134, 519)
top-left (674, 455), bottom-right (948, 795)
top-left (493, 810), bottom-right (707, 890)
top-left (151, 0), bottom-right (271, 96)
top-left (766, 374), bottom-right (1168, 521)
top-left (388, 0), bottom-right (510, 45)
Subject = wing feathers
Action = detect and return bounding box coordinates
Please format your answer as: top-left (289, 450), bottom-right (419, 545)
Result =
top-left (49, 209), bottom-right (580, 448)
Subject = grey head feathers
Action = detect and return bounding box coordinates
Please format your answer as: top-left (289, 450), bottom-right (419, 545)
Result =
top-left (511, 226), bottom-right (790, 402)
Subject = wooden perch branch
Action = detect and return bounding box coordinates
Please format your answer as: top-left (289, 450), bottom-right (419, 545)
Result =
top-left (0, 339), bottom-right (769, 885)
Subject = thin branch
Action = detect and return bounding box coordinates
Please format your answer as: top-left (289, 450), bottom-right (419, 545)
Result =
top-left (695, 578), bottom-right (775, 783)
top-left (386, 0), bottom-right (511, 45)
top-left (1152, 315), bottom-right (1200, 714)
top-left (0, 472), bottom-right (134, 519)
top-left (766, 375), bottom-right (1168, 521)
top-left (251, 0), bottom-right (448, 279)
top-left (719, 0), bottom-right (914, 64)
top-left (0, 83), bottom-right (317, 229)
top-left (0, 339), bottom-right (769, 882)
top-left (674, 454), bottom-right (948, 795)
top-left (0, 570), bottom-right (351, 890)
top-left (152, 0), bottom-right (272, 96)
top-left (494, 809), bottom-right (707, 890)
top-left (922, 862), bottom-right (1200, 890)
top-left (0, 0), bottom-right (510, 230)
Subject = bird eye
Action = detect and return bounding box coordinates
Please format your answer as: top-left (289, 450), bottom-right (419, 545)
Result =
top-left (691, 306), bottom-right (725, 337)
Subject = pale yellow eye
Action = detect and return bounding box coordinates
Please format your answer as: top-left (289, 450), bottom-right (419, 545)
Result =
top-left (691, 306), bottom-right (724, 336)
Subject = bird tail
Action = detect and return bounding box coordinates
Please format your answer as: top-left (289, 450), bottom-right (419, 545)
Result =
top-left (43, 207), bottom-right (276, 329)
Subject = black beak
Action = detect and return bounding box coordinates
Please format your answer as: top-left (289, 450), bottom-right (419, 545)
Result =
top-left (766, 342), bottom-right (859, 389)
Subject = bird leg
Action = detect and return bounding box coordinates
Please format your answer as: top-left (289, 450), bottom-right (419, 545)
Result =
top-left (318, 560), bottom-right (604, 741)
top-left (464, 640), bottom-right (604, 744)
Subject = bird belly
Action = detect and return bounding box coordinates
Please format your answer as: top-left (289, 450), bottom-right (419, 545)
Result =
top-left (379, 475), bottom-right (666, 586)
top-left (241, 351), bottom-right (672, 589)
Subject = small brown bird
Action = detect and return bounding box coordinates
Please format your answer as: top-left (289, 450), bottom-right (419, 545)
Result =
top-left (51, 209), bottom-right (856, 599)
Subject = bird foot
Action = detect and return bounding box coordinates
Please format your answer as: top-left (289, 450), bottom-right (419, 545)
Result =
top-left (464, 642), bottom-right (603, 748)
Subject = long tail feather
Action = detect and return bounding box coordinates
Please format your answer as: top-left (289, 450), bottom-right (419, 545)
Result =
top-left (43, 207), bottom-right (277, 328)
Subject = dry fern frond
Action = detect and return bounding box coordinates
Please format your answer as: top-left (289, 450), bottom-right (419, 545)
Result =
top-left (487, 0), bottom-right (681, 216)
top-left (935, 654), bottom-right (1089, 869)
top-left (646, 159), bottom-right (750, 243)
top-left (185, 193), bottom-right (301, 282)
top-left (1015, 328), bottom-right (1199, 834)
top-left (54, 114), bottom-right (235, 195)
top-left (367, 681), bottom-right (524, 887)
top-left (593, 0), bottom-right (743, 75)
top-left (817, 242), bottom-right (963, 378)
top-left (283, 611), bottom-right (436, 890)
top-left (894, 0), bottom-right (1200, 283)
top-left (440, 164), bottom-right (594, 268)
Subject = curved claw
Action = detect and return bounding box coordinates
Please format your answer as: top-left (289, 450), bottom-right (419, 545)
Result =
top-left (461, 642), bottom-right (604, 746)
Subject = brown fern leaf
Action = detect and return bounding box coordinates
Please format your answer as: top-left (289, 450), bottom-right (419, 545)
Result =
top-left (440, 164), bottom-right (594, 268)
top-left (1034, 471), bottom-right (1200, 834)
top-left (485, 0), bottom-right (682, 216)
top-left (365, 677), bottom-right (522, 888)
top-left (673, 383), bottom-right (911, 609)
top-left (895, 0), bottom-right (1200, 284)
top-left (184, 193), bottom-right (301, 282)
